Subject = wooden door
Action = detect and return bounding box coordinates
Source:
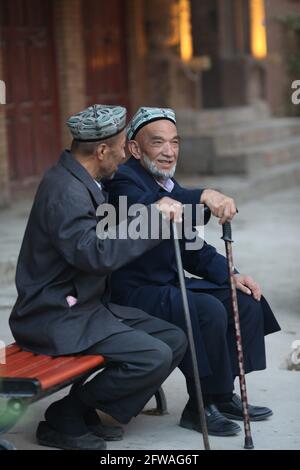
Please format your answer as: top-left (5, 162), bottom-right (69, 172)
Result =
top-left (83, 0), bottom-right (129, 109)
top-left (0, 0), bottom-right (61, 180)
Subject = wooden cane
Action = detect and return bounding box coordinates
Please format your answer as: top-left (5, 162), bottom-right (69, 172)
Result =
top-left (221, 221), bottom-right (254, 450)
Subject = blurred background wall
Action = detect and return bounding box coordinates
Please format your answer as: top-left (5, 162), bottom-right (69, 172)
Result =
top-left (1, 0), bottom-right (300, 206)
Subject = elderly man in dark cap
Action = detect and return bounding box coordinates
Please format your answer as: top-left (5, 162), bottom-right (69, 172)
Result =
top-left (9, 104), bottom-right (188, 450)
top-left (105, 106), bottom-right (281, 437)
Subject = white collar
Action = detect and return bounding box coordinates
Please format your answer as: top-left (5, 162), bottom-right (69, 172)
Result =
top-left (94, 179), bottom-right (102, 190)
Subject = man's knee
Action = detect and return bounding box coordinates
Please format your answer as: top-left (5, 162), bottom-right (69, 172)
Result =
top-left (196, 294), bottom-right (228, 331)
top-left (146, 340), bottom-right (174, 379)
top-left (237, 291), bottom-right (264, 327)
top-left (162, 326), bottom-right (188, 357)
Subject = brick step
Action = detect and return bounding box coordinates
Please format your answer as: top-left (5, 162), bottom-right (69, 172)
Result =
top-left (178, 134), bottom-right (300, 176)
top-left (214, 135), bottom-right (300, 175)
top-left (214, 118), bottom-right (300, 154)
top-left (177, 161), bottom-right (300, 204)
top-left (176, 102), bottom-right (270, 136)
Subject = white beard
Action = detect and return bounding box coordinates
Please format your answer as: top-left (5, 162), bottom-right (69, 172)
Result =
top-left (143, 154), bottom-right (177, 180)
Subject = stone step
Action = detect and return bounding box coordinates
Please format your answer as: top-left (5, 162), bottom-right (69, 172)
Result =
top-left (177, 136), bottom-right (214, 174)
top-left (176, 102), bottom-right (270, 136)
top-left (214, 118), bottom-right (300, 154)
top-left (177, 160), bottom-right (300, 204)
top-left (178, 134), bottom-right (300, 176)
top-left (214, 135), bottom-right (300, 175)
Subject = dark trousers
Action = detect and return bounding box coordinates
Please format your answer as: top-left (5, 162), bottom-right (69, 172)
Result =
top-left (182, 289), bottom-right (266, 398)
top-left (76, 309), bottom-right (187, 424)
top-left (188, 288), bottom-right (280, 396)
top-left (115, 285), bottom-right (280, 399)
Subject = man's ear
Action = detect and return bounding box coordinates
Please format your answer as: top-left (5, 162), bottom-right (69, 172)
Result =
top-left (95, 142), bottom-right (107, 161)
top-left (127, 140), bottom-right (141, 160)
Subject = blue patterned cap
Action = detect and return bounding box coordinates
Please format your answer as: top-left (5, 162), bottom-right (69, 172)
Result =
top-left (67, 104), bottom-right (127, 142)
top-left (127, 107), bottom-right (176, 140)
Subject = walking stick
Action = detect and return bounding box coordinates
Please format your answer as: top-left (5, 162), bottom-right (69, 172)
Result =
top-left (172, 221), bottom-right (210, 451)
top-left (221, 221), bottom-right (254, 450)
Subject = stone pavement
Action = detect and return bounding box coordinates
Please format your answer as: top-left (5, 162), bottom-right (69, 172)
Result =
top-left (0, 185), bottom-right (299, 450)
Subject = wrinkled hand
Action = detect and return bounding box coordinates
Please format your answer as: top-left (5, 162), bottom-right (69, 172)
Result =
top-left (200, 189), bottom-right (237, 224)
top-left (234, 273), bottom-right (262, 301)
top-left (155, 196), bottom-right (183, 223)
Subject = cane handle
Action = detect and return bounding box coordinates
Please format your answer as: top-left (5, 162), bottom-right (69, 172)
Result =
top-left (221, 221), bottom-right (233, 242)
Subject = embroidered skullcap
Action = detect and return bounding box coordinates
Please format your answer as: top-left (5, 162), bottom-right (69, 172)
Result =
top-left (126, 107), bottom-right (176, 141)
top-left (67, 104), bottom-right (126, 142)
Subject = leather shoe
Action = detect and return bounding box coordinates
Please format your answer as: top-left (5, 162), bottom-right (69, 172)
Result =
top-left (36, 421), bottom-right (107, 450)
top-left (84, 408), bottom-right (124, 441)
top-left (216, 394), bottom-right (273, 421)
top-left (179, 404), bottom-right (241, 436)
top-left (88, 421), bottom-right (124, 441)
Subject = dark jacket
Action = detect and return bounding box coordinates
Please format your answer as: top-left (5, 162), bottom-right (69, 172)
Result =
top-left (105, 158), bottom-right (280, 380)
top-left (10, 151), bottom-right (165, 356)
top-left (105, 156), bottom-right (230, 304)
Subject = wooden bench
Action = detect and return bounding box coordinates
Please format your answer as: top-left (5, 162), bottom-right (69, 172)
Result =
top-left (0, 343), bottom-right (167, 450)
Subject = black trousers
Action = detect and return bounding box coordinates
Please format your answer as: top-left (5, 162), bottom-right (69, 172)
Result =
top-left (76, 309), bottom-right (187, 424)
top-left (115, 285), bottom-right (280, 398)
top-left (188, 288), bottom-right (280, 396)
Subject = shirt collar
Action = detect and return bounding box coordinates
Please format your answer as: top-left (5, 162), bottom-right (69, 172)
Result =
top-left (94, 179), bottom-right (102, 190)
top-left (155, 178), bottom-right (174, 193)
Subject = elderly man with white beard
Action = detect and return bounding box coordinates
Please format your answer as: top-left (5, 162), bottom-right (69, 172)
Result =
top-left (104, 107), bottom-right (280, 437)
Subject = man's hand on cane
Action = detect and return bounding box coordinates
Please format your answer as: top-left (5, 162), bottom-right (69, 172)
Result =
top-left (200, 189), bottom-right (237, 224)
top-left (155, 196), bottom-right (183, 223)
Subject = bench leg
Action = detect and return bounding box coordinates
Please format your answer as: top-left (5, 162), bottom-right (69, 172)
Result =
top-left (154, 387), bottom-right (168, 415)
top-left (70, 379), bottom-right (168, 416)
top-left (142, 387), bottom-right (168, 416)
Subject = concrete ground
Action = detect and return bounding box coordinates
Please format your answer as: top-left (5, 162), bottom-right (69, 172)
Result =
top-left (0, 185), bottom-right (299, 450)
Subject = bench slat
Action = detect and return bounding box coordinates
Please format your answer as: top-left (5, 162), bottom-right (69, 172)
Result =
top-left (5, 344), bottom-right (21, 357)
top-left (37, 355), bottom-right (105, 390)
top-left (2, 356), bottom-right (80, 381)
top-left (3, 351), bottom-right (37, 367)
top-left (0, 344), bottom-right (105, 395)
top-left (1, 355), bottom-right (57, 377)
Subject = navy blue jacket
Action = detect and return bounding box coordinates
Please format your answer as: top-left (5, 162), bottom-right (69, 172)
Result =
top-left (105, 157), bottom-right (231, 303)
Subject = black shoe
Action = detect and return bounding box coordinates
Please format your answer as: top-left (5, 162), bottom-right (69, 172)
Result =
top-left (88, 422), bottom-right (124, 441)
top-left (179, 404), bottom-right (241, 437)
top-left (84, 408), bottom-right (124, 441)
top-left (36, 421), bottom-right (107, 450)
top-left (216, 394), bottom-right (273, 421)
